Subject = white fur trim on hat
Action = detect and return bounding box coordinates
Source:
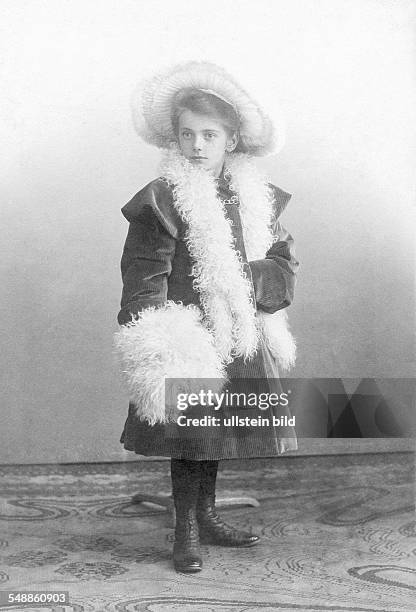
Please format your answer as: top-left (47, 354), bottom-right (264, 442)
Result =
top-left (113, 301), bottom-right (227, 425)
top-left (132, 61), bottom-right (283, 156)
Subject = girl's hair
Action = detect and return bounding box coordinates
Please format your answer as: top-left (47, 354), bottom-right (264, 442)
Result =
top-left (171, 88), bottom-right (240, 138)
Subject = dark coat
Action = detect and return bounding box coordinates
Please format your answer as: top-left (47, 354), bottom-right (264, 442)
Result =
top-left (118, 171), bottom-right (299, 459)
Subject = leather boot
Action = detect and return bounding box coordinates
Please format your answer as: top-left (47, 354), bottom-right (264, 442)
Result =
top-left (197, 460), bottom-right (260, 547)
top-left (171, 459), bottom-right (203, 573)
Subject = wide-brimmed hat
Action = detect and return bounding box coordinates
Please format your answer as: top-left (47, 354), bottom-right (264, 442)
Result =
top-left (131, 61), bottom-right (283, 156)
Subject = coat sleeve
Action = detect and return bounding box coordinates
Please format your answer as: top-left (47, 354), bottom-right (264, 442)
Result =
top-left (117, 200), bottom-right (176, 325)
top-left (248, 184), bottom-right (299, 314)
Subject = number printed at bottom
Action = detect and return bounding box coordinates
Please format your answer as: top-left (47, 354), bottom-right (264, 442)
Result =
top-left (0, 591), bottom-right (69, 607)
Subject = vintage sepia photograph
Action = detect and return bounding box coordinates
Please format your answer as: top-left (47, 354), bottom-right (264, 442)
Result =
top-left (1, 1), bottom-right (415, 610)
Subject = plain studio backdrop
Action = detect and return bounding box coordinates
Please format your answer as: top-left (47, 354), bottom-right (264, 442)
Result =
top-left (1, 0), bottom-right (415, 463)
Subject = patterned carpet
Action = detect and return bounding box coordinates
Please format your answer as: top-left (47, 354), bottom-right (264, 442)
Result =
top-left (0, 452), bottom-right (414, 612)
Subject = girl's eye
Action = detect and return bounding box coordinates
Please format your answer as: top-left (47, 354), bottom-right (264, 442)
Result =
top-left (182, 131), bottom-right (192, 139)
top-left (205, 132), bottom-right (216, 139)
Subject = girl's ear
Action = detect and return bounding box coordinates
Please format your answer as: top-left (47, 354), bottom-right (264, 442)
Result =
top-left (226, 131), bottom-right (239, 152)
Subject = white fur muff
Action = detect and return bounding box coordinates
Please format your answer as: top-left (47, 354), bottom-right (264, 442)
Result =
top-left (114, 301), bottom-right (227, 425)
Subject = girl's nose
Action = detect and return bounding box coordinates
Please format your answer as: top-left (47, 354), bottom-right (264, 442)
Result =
top-left (193, 135), bottom-right (204, 151)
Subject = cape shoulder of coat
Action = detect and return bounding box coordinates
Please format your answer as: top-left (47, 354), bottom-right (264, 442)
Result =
top-left (121, 177), bottom-right (292, 240)
top-left (121, 178), bottom-right (182, 239)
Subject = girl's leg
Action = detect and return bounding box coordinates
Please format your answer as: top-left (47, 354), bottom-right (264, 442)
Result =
top-left (170, 458), bottom-right (202, 573)
top-left (197, 460), bottom-right (260, 547)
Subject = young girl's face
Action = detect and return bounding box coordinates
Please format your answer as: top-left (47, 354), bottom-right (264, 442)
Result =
top-left (177, 110), bottom-right (238, 177)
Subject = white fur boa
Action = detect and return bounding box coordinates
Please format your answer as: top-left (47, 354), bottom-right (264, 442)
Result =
top-left (159, 148), bottom-right (258, 362)
top-left (224, 153), bottom-right (275, 260)
top-left (160, 146), bottom-right (296, 369)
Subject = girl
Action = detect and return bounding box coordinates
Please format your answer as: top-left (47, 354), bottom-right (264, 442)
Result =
top-left (115, 61), bottom-right (299, 573)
